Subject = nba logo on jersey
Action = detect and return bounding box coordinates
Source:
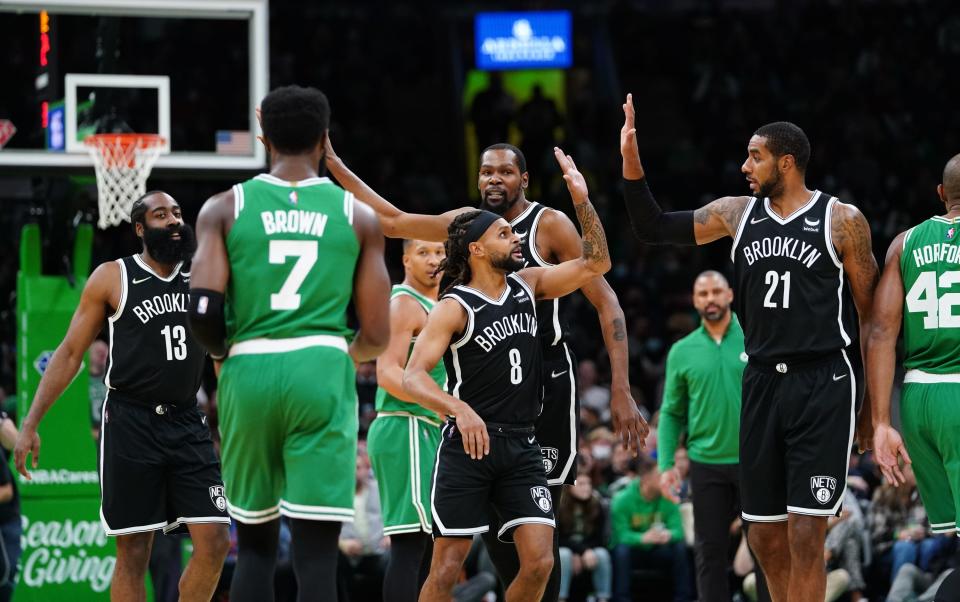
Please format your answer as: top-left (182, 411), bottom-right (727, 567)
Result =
top-left (288, 190), bottom-right (298, 205)
top-left (530, 486), bottom-right (553, 514)
top-left (947, 226), bottom-right (955, 240)
top-left (209, 485), bottom-right (227, 511)
top-left (810, 476), bottom-right (837, 505)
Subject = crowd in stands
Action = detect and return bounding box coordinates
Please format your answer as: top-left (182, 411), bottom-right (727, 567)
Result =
top-left (0, 1), bottom-right (958, 600)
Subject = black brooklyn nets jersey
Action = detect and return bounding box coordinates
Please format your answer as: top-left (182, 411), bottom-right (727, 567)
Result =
top-left (731, 191), bottom-right (856, 362)
top-left (442, 274), bottom-right (542, 425)
top-left (105, 255), bottom-right (205, 405)
top-left (511, 203), bottom-right (569, 353)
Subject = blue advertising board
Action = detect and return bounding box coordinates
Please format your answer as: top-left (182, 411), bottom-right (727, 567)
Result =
top-left (475, 11), bottom-right (572, 70)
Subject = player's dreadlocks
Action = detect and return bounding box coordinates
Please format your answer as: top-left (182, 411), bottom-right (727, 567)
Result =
top-left (436, 210), bottom-right (484, 294)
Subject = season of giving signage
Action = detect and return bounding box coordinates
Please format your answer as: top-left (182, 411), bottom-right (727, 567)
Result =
top-left (17, 224), bottom-right (116, 600)
top-left (475, 11), bottom-right (572, 70)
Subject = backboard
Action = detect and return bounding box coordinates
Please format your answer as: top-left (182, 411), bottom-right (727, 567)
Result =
top-left (0, 0), bottom-right (267, 171)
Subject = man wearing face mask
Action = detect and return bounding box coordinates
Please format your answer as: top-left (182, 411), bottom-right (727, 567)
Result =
top-left (15, 191), bottom-right (231, 602)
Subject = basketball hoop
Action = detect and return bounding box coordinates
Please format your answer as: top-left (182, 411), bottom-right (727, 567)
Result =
top-left (85, 133), bottom-right (165, 229)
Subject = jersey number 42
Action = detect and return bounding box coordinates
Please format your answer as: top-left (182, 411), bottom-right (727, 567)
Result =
top-left (906, 271), bottom-right (960, 329)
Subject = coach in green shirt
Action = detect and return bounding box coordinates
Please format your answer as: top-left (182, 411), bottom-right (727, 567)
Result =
top-left (658, 271), bottom-right (759, 602)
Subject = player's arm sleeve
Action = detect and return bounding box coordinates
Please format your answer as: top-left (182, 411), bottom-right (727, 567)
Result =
top-left (622, 178), bottom-right (696, 245)
top-left (188, 289), bottom-right (228, 360)
top-left (657, 348), bottom-right (688, 471)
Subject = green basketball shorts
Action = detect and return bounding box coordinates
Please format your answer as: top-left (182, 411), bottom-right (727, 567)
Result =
top-left (900, 378), bottom-right (960, 534)
top-left (218, 339), bottom-right (357, 524)
top-left (367, 412), bottom-right (442, 535)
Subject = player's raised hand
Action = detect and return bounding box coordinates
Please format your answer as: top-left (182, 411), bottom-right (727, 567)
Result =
top-left (554, 147), bottom-right (589, 205)
top-left (620, 93), bottom-right (645, 180)
top-left (14, 428), bottom-right (40, 480)
top-left (323, 133), bottom-right (340, 168)
top-left (610, 388), bottom-right (648, 457)
top-left (455, 403), bottom-right (489, 460)
top-left (873, 423), bottom-right (911, 486)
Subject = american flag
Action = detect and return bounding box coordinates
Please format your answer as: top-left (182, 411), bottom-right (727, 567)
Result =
top-left (215, 130), bottom-right (252, 155)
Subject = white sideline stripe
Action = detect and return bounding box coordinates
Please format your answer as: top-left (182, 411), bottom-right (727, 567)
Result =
top-left (376, 411), bottom-right (442, 428)
top-left (103, 521), bottom-right (169, 536)
top-left (163, 516), bottom-right (231, 533)
top-left (930, 523), bottom-right (958, 534)
top-left (742, 512), bottom-right (788, 523)
top-left (279, 508), bottom-right (354, 522)
top-left (409, 416), bottom-right (431, 532)
top-left (548, 342), bottom-right (577, 486)
top-left (787, 506), bottom-right (841, 517)
top-left (497, 517), bottom-right (555, 540)
top-left (279, 500), bottom-right (353, 515)
top-left (229, 335), bottom-right (348, 356)
top-left (230, 511), bottom-right (281, 525)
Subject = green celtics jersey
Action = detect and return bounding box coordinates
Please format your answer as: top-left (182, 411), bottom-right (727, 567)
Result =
top-left (225, 173), bottom-right (359, 343)
top-left (901, 215), bottom-right (960, 373)
top-left (375, 284), bottom-right (447, 417)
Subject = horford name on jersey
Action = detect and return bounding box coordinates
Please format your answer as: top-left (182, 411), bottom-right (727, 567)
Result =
top-left (740, 235), bottom-right (823, 268)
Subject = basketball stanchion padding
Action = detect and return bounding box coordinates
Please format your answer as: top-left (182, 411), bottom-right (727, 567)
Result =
top-left (84, 133), bottom-right (165, 229)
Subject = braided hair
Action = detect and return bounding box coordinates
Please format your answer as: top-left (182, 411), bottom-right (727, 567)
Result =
top-left (436, 210), bottom-right (484, 294)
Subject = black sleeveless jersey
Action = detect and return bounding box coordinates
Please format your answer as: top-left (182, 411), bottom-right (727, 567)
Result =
top-left (104, 255), bottom-right (205, 405)
top-left (442, 274), bottom-right (542, 425)
top-left (731, 191), bottom-right (856, 362)
top-left (510, 202), bottom-right (569, 355)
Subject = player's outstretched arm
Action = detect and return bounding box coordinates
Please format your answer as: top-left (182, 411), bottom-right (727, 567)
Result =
top-left (324, 137), bottom-right (468, 241)
top-left (833, 202), bottom-right (881, 451)
top-left (375, 295), bottom-right (426, 402)
top-left (189, 190), bottom-right (233, 359)
top-left (520, 148), bottom-right (611, 301)
top-left (351, 202), bottom-right (391, 363)
top-left (620, 93), bottom-right (746, 246)
top-left (14, 262), bottom-right (115, 479)
top-left (535, 195), bottom-right (647, 453)
top-left (867, 231), bottom-right (911, 484)
top-left (403, 299), bottom-right (490, 460)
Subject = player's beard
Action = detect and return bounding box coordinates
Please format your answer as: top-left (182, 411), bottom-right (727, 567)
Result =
top-left (756, 167), bottom-right (785, 199)
top-left (479, 187), bottom-right (520, 215)
top-left (142, 224), bottom-right (198, 265)
top-left (698, 303), bottom-right (730, 323)
top-left (490, 250), bottom-right (525, 273)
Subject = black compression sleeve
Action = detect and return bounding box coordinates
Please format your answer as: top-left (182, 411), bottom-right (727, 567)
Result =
top-left (622, 178), bottom-right (697, 245)
top-left (188, 288), bottom-right (228, 360)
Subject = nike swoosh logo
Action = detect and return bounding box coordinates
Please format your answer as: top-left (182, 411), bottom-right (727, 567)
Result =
top-left (132, 277), bottom-right (151, 284)
top-left (527, 436), bottom-right (536, 444)
top-left (750, 216), bottom-right (769, 224)
top-left (472, 304), bottom-right (487, 312)
top-left (551, 370), bottom-right (567, 378)
top-left (833, 373), bottom-right (848, 381)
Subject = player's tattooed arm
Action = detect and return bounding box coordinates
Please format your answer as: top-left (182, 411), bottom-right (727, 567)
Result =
top-left (522, 149), bottom-right (611, 300)
top-left (404, 299), bottom-right (490, 459)
top-left (867, 231), bottom-right (911, 483)
top-left (15, 262), bottom-right (117, 479)
top-left (539, 207), bottom-right (648, 454)
top-left (832, 202), bottom-right (881, 451)
top-left (691, 196), bottom-right (750, 244)
top-left (324, 136), bottom-right (468, 241)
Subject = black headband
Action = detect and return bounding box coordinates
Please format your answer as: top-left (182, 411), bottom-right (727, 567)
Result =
top-left (464, 210), bottom-right (502, 244)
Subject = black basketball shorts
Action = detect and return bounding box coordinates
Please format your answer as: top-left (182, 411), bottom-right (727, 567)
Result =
top-left (99, 393), bottom-right (230, 535)
top-left (536, 343), bottom-right (579, 486)
top-left (739, 350), bottom-right (860, 522)
top-left (431, 423), bottom-right (555, 542)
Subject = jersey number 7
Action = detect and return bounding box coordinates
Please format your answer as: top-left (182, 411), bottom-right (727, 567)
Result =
top-left (269, 240), bottom-right (318, 310)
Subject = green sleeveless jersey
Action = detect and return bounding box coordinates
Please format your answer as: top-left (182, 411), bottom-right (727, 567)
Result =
top-left (900, 215), bottom-right (960, 374)
top-left (225, 174), bottom-right (359, 344)
top-left (375, 284), bottom-right (447, 417)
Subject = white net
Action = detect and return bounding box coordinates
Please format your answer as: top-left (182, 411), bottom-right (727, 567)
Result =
top-left (85, 134), bottom-right (165, 229)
